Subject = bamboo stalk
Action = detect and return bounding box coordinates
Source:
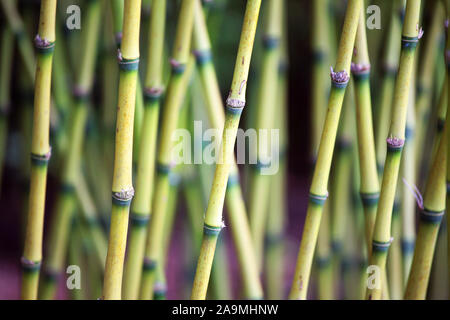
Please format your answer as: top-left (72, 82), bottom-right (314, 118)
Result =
top-left (414, 1), bottom-right (445, 177)
top-left (21, 0), bottom-right (57, 300)
top-left (103, 0), bottom-right (142, 300)
top-left (122, 0), bottom-right (167, 300)
top-left (247, 0), bottom-right (283, 269)
top-left (192, 0), bottom-right (262, 299)
top-left (139, 0), bottom-right (195, 299)
top-left (351, 4), bottom-right (380, 258)
top-left (289, 0), bottom-right (362, 300)
top-left (191, 0), bottom-right (262, 300)
top-left (366, 0), bottom-right (422, 300)
top-left (39, 0), bottom-right (102, 300)
top-left (404, 108), bottom-right (447, 299)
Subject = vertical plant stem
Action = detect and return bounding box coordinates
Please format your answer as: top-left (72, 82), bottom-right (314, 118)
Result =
top-left (39, 0), bottom-right (102, 300)
top-left (103, 0), bottom-right (142, 300)
top-left (122, 0), bottom-right (167, 300)
top-left (289, 0), bottom-right (362, 300)
top-left (191, 0), bottom-right (262, 300)
top-left (366, 0), bottom-right (421, 300)
top-left (404, 112), bottom-right (447, 299)
top-left (414, 1), bottom-right (445, 177)
top-left (247, 0), bottom-right (283, 269)
top-left (139, 0), bottom-right (195, 299)
top-left (192, 0), bottom-right (262, 299)
top-left (351, 4), bottom-right (380, 259)
top-left (21, 0), bottom-right (57, 300)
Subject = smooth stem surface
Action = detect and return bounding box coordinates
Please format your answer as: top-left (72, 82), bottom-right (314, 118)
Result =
top-left (352, 5), bottom-right (379, 257)
top-left (40, 0), bottom-right (101, 300)
top-left (193, 0), bottom-right (262, 299)
top-left (289, 0), bottom-right (362, 300)
top-left (103, 0), bottom-right (142, 300)
top-left (191, 0), bottom-right (262, 300)
top-left (122, 0), bottom-right (166, 300)
top-left (140, 0), bottom-right (195, 299)
top-left (21, 0), bottom-right (57, 300)
top-left (248, 0), bottom-right (283, 270)
top-left (366, 0), bottom-right (421, 300)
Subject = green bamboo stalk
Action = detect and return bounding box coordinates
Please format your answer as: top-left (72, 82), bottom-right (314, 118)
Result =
top-left (122, 0), bottom-right (167, 300)
top-left (139, 0), bottom-right (195, 299)
top-left (374, 0), bottom-right (403, 177)
top-left (0, 27), bottom-right (14, 192)
top-left (414, 1), bottom-right (445, 177)
top-left (103, 0), bottom-right (143, 300)
top-left (330, 87), bottom-right (354, 298)
top-left (40, 0), bottom-right (102, 300)
top-left (192, 0), bottom-right (262, 299)
top-left (313, 0), bottom-right (335, 300)
top-left (21, 0), bottom-right (58, 300)
top-left (366, 0), bottom-right (422, 300)
top-left (387, 197), bottom-right (403, 299)
top-left (75, 173), bottom-right (108, 271)
top-left (289, 0), bottom-right (362, 300)
top-left (265, 24), bottom-right (288, 300)
top-left (404, 111), bottom-right (447, 299)
top-left (401, 59), bottom-right (417, 287)
top-left (431, 73), bottom-right (448, 158)
top-left (351, 4), bottom-right (380, 258)
top-left (191, 0), bottom-right (262, 300)
top-left (247, 0), bottom-right (283, 269)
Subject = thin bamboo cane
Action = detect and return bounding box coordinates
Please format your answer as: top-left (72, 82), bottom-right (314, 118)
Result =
top-left (401, 59), bottom-right (417, 286)
top-left (39, 0), bottom-right (102, 299)
top-left (414, 1), bottom-right (445, 177)
top-left (139, 0), bottom-right (196, 299)
top-left (191, 0), bottom-right (262, 300)
top-left (192, 0), bottom-right (262, 299)
top-left (102, 0), bottom-right (142, 300)
top-left (289, 0), bottom-right (362, 300)
top-left (21, 0), bottom-right (58, 300)
top-left (404, 110), bottom-right (447, 299)
top-left (122, 0), bottom-right (167, 300)
top-left (351, 5), bottom-right (380, 258)
top-left (247, 0), bottom-right (283, 269)
top-left (366, 0), bottom-right (422, 300)
top-left (265, 17), bottom-right (288, 299)
top-left (375, 0), bottom-right (403, 177)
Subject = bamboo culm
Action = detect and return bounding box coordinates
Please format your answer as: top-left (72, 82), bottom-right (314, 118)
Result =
top-left (366, 0), bottom-right (422, 300)
top-left (102, 0), bottom-right (142, 300)
top-left (191, 0), bottom-right (263, 300)
top-left (21, 0), bottom-right (58, 300)
top-left (289, 0), bottom-right (362, 300)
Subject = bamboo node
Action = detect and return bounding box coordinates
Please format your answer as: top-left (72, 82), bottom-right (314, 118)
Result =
top-left (420, 208), bottom-right (445, 224)
top-left (34, 34), bottom-right (55, 53)
top-left (203, 222), bottom-right (223, 236)
top-left (226, 96), bottom-right (245, 114)
top-left (20, 257), bottom-right (41, 272)
top-left (143, 257), bottom-right (157, 271)
top-left (153, 282), bottom-right (167, 299)
top-left (401, 239), bottom-right (415, 254)
top-left (330, 67), bottom-right (349, 87)
top-left (117, 49), bottom-right (140, 71)
top-left (360, 192), bottom-right (380, 207)
top-left (30, 147), bottom-right (52, 165)
top-left (350, 63), bottom-right (371, 79)
top-left (115, 32), bottom-right (123, 46)
top-left (194, 49), bottom-right (212, 66)
top-left (372, 238), bottom-right (393, 253)
top-left (262, 35), bottom-right (280, 50)
top-left (386, 136), bottom-right (405, 151)
top-left (308, 192), bottom-right (328, 206)
top-left (170, 59), bottom-right (186, 74)
top-left (72, 85), bottom-right (90, 100)
top-left (144, 87), bottom-right (164, 103)
top-left (130, 212), bottom-right (150, 227)
top-left (112, 188), bottom-right (135, 205)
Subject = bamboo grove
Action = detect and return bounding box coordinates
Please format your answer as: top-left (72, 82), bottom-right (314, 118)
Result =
top-left (0, 0), bottom-right (450, 301)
